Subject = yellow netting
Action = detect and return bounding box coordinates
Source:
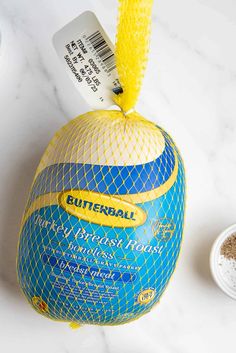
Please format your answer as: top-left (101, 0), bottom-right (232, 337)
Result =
top-left (16, 0), bottom-right (185, 327)
top-left (114, 0), bottom-right (154, 112)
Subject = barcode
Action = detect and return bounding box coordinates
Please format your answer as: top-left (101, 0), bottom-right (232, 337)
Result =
top-left (87, 30), bottom-right (116, 73)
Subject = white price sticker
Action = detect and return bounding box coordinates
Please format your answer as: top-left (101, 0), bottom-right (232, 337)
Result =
top-left (53, 11), bottom-right (121, 110)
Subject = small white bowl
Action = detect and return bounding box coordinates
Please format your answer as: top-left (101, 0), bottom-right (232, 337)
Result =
top-left (210, 224), bottom-right (236, 300)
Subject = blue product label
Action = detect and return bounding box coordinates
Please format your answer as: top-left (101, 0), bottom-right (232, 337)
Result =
top-left (17, 156), bottom-right (185, 325)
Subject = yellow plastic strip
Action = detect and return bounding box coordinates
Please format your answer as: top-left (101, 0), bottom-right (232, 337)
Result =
top-left (69, 322), bottom-right (81, 329)
top-left (114, 0), bottom-right (154, 112)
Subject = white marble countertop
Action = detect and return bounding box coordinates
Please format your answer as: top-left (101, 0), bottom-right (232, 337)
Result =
top-left (0, 0), bottom-right (236, 352)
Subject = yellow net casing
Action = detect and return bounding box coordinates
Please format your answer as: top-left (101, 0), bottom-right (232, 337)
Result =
top-left (17, 0), bottom-right (185, 326)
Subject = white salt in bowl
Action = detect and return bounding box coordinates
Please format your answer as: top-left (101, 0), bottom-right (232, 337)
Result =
top-left (210, 224), bottom-right (236, 300)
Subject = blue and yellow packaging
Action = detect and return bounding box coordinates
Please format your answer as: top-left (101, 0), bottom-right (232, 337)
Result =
top-left (17, 0), bottom-right (185, 326)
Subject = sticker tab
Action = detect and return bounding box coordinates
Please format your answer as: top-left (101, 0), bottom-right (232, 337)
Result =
top-left (53, 11), bottom-right (121, 109)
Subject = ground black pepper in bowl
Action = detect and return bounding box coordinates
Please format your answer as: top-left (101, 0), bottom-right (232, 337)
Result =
top-left (220, 233), bottom-right (236, 261)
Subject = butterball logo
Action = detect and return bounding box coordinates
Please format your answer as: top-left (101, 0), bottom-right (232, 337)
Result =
top-left (59, 190), bottom-right (147, 228)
